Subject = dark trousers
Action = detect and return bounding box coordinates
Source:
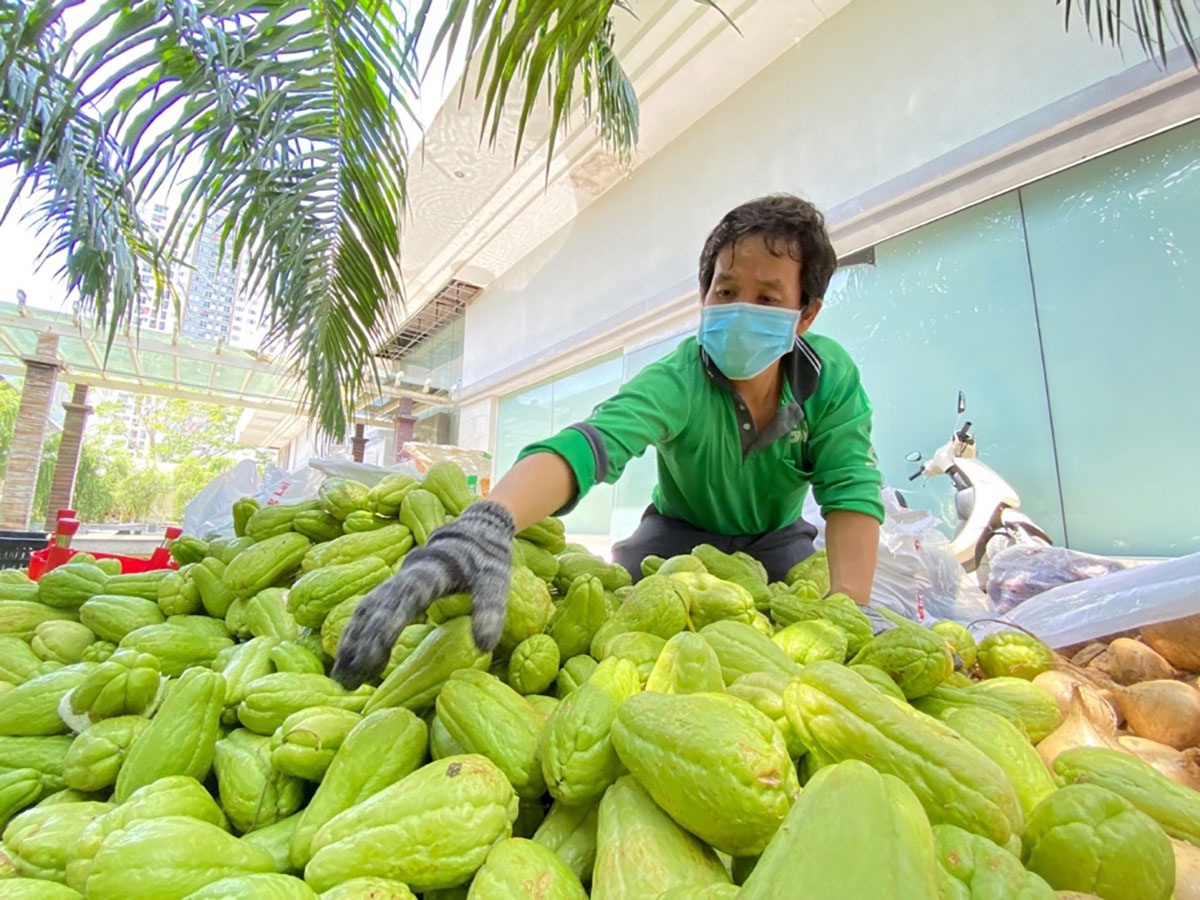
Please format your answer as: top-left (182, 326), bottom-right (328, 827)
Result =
top-left (611, 506), bottom-right (817, 585)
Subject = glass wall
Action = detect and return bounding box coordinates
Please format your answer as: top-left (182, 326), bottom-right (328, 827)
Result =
top-left (492, 119), bottom-right (1200, 558)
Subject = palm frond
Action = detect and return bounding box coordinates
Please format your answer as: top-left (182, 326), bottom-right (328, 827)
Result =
top-left (1060, 0), bottom-right (1199, 66)
top-left (0, 0), bottom-right (163, 344)
top-left (404, 0), bottom-right (731, 171)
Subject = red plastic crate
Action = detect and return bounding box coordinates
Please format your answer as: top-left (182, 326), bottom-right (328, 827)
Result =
top-left (28, 525), bottom-right (182, 580)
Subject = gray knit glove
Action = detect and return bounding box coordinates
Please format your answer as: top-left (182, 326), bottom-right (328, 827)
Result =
top-left (331, 500), bottom-right (515, 688)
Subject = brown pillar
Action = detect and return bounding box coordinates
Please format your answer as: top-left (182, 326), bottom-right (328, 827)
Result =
top-left (44, 383), bottom-right (92, 530)
top-left (351, 424), bottom-right (367, 463)
top-left (393, 399), bottom-right (417, 462)
top-left (0, 333), bottom-right (62, 531)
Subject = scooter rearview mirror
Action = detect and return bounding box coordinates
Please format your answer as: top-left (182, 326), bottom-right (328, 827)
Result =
top-left (904, 451), bottom-right (922, 462)
top-left (957, 391), bottom-right (966, 414)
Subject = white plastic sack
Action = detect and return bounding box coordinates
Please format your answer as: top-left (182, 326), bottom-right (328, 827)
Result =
top-left (803, 488), bottom-right (994, 625)
top-left (182, 459), bottom-right (261, 538)
top-left (1007, 550), bottom-right (1200, 648)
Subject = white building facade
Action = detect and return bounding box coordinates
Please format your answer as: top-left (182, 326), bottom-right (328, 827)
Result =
top-left (394, 0), bottom-right (1200, 558)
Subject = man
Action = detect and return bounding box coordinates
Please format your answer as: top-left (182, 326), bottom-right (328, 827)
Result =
top-left (333, 194), bottom-right (884, 688)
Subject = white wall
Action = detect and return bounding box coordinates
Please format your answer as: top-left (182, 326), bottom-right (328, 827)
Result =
top-left (461, 0), bottom-right (1148, 394)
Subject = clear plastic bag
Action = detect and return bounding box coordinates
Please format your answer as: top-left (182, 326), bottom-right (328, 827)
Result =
top-left (802, 488), bottom-right (994, 625)
top-left (986, 545), bottom-right (1128, 614)
top-left (1008, 550), bottom-right (1200, 648)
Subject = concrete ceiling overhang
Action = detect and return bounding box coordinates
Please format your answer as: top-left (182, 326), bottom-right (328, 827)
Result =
top-left (396, 0), bottom-right (851, 317)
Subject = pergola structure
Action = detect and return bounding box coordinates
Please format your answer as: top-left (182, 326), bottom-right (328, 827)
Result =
top-left (0, 301), bottom-right (446, 531)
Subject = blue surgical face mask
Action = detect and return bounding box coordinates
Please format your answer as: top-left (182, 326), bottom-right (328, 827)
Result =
top-left (698, 302), bottom-right (802, 380)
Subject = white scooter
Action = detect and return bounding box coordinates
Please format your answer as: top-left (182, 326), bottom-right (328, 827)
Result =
top-left (905, 392), bottom-right (1053, 589)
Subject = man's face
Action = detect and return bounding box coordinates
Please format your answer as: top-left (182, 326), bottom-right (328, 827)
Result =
top-left (703, 234), bottom-right (822, 333)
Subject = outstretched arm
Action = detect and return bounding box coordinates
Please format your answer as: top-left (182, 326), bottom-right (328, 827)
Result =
top-left (331, 452), bottom-right (577, 687)
top-left (824, 509), bottom-right (879, 606)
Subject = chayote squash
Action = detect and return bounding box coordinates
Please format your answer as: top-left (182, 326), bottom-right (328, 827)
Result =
top-left (555, 654), bottom-right (598, 698)
top-left (4, 799), bottom-right (113, 883)
top-left (848, 663), bottom-right (908, 701)
top-left (79, 595), bottom-right (165, 643)
top-left (547, 575), bottom-right (607, 660)
top-left (591, 775), bottom-right (729, 900)
top-left (965, 676), bottom-right (1061, 743)
top-left (67, 652), bottom-right (162, 724)
top-left (399, 489), bottom-right (446, 546)
top-left (66, 775), bottom-right (231, 890)
top-left (118, 623), bottom-right (233, 677)
top-left (726, 672), bottom-right (807, 758)
top-left (292, 508), bottom-right (345, 544)
top-left (83, 815), bottom-right (276, 899)
top-left (941, 706), bottom-right (1055, 819)
top-left (102, 570), bottom-right (171, 602)
top-left (531, 799), bottom-right (600, 886)
top-left (224, 533), bottom-right (312, 600)
top-left (215, 636), bottom-right (278, 725)
top-left (0, 664), bottom-right (92, 736)
top-left (271, 640), bottom-right (327, 676)
top-left (498, 566), bottom-right (555, 655)
top-left (590, 574), bottom-right (689, 658)
top-left (63, 715), bottom-right (150, 792)
top-left (320, 478), bottom-right (371, 521)
top-left (784, 549), bottom-right (830, 596)
top-left (214, 729), bottom-right (307, 834)
top-left (239, 810), bottom-right (302, 875)
top-left (785, 661), bottom-right (1022, 848)
top-left (671, 571), bottom-right (757, 629)
top-left (0, 767), bottom-right (43, 830)
top-left (421, 461), bottom-right (472, 516)
top-left (364, 616), bottom-right (492, 716)
top-left (517, 516), bottom-right (567, 554)
top-left (233, 496), bottom-right (260, 538)
top-left (554, 553), bottom-right (631, 595)
top-left (246, 502), bottom-right (320, 542)
top-left (740, 759), bottom-right (941, 900)
top-left (772, 618), bottom-right (849, 665)
top-left (688, 544), bottom-right (771, 611)
top-left (30, 621), bottom-right (96, 665)
top-left (381, 623), bottom-right (437, 678)
top-left (0, 735), bottom-right (73, 795)
top-left (319, 877), bottom-right (416, 898)
top-left (182, 872), bottom-right (317, 899)
top-left (699, 620), bottom-right (799, 685)
top-left (769, 591), bottom-right (873, 657)
top-left (304, 755), bottom-right (519, 893)
top-left (976, 631), bottom-right (1054, 680)
top-left (191, 558), bottom-right (236, 619)
top-left (644, 631), bottom-right (725, 696)
top-left (245, 588), bottom-right (300, 642)
top-left (850, 624), bottom-right (954, 699)
top-left (287, 557), bottom-right (391, 629)
top-left (0, 877), bottom-right (82, 898)
top-left (933, 823), bottom-right (1055, 900)
top-left (0, 600), bottom-right (78, 641)
top-left (301, 525), bottom-right (413, 574)
top-left (513, 538), bottom-right (560, 584)
top-left (1052, 746), bottom-right (1200, 846)
top-left (611, 691), bottom-right (798, 856)
top-left (932, 620), bottom-right (978, 669)
top-left (541, 657), bottom-right (640, 806)
top-left (342, 510), bottom-right (394, 533)
top-left (269, 706), bottom-right (362, 782)
top-left (0, 635), bottom-right (45, 684)
top-left (466, 837), bottom-right (587, 899)
top-left (37, 563), bottom-right (109, 610)
top-left (366, 473), bottom-right (420, 518)
top-left (114, 667), bottom-right (225, 802)
top-left (595, 631), bottom-right (665, 683)
top-left (289, 708), bottom-right (428, 870)
top-left (156, 571), bottom-right (202, 619)
top-left (436, 669), bottom-right (548, 800)
top-left (238, 672), bottom-right (371, 735)
top-left (508, 633), bottom-right (560, 695)
top-left (1022, 783), bottom-right (1174, 900)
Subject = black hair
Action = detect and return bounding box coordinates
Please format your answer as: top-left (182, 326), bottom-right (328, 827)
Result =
top-left (698, 193), bottom-right (838, 308)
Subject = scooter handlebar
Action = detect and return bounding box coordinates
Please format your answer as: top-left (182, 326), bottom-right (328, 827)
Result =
top-left (908, 469), bottom-right (923, 482)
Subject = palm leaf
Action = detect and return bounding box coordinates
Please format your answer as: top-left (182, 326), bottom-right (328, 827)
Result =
top-left (1060, 0), bottom-right (1199, 66)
